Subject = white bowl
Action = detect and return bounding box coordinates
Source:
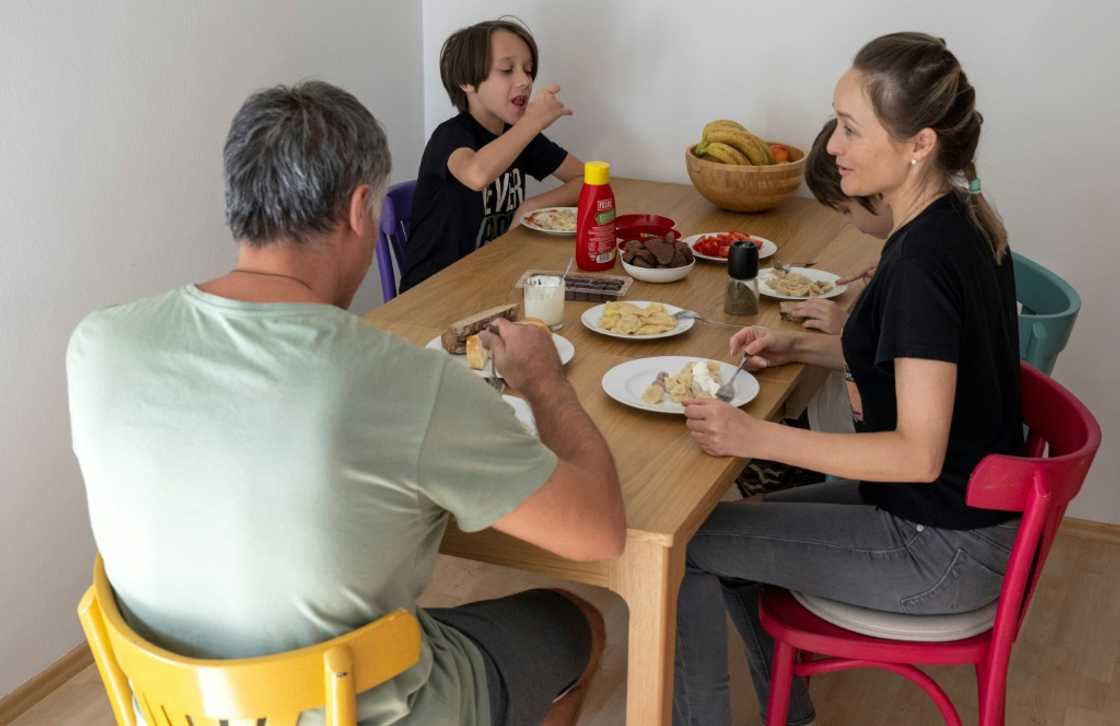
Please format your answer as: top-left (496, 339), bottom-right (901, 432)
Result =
top-left (620, 258), bottom-right (695, 283)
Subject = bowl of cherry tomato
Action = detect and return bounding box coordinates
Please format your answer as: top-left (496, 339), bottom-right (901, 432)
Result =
top-left (683, 231), bottom-right (777, 263)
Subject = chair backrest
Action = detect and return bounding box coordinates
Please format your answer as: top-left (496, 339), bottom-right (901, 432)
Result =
top-left (375, 180), bottom-right (417, 303)
top-left (966, 362), bottom-right (1100, 648)
top-left (77, 556), bottom-right (421, 726)
top-left (1013, 251), bottom-right (1081, 375)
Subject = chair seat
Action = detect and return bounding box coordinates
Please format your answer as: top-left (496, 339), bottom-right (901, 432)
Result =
top-left (792, 591), bottom-right (996, 642)
top-left (759, 587), bottom-right (991, 665)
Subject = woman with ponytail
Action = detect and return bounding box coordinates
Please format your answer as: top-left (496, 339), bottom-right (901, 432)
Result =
top-left (672, 33), bottom-right (1023, 726)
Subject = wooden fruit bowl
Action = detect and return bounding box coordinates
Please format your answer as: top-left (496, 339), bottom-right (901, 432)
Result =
top-left (685, 143), bottom-right (806, 213)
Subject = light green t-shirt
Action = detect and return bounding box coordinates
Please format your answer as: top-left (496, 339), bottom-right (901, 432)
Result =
top-left (66, 285), bottom-right (557, 725)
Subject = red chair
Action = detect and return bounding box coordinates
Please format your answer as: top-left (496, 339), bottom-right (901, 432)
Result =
top-left (759, 361), bottom-right (1101, 726)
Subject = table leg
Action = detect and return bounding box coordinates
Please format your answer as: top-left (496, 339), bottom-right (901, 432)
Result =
top-left (610, 537), bottom-right (687, 726)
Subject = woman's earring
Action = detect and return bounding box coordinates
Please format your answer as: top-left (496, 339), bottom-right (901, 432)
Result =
top-left (911, 158), bottom-right (917, 166)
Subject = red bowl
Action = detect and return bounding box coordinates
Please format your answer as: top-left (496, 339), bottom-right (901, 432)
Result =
top-left (616, 226), bottom-right (682, 249)
top-left (615, 213), bottom-right (676, 233)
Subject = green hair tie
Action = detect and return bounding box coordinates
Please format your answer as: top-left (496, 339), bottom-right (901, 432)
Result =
top-left (968, 177), bottom-right (982, 195)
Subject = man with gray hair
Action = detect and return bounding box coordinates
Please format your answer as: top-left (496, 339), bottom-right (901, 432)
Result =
top-left (68, 81), bottom-right (624, 725)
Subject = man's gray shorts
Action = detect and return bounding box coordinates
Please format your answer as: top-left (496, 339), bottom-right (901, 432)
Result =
top-left (428, 588), bottom-right (591, 726)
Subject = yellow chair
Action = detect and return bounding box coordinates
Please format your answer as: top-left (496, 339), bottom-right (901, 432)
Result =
top-left (77, 555), bottom-right (422, 726)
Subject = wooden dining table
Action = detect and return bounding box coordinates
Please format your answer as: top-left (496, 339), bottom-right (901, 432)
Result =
top-left (362, 177), bottom-right (883, 726)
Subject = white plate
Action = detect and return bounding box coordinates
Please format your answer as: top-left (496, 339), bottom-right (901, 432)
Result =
top-left (683, 233), bottom-right (777, 263)
top-left (580, 301), bottom-right (695, 340)
top-left (502, 395), bottom-right (538, 436)
top-left (521, 206), bottom-right (578, 236)
top-left (757, 267), bottom-right (848, 300)
top-left (425, 333), bottom-right (575, 375)
top-left (601, 356), bottom-right (760, 414)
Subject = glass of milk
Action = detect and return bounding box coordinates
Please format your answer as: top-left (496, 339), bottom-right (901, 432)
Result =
top-left (523, 274), bottom-right (565, 327)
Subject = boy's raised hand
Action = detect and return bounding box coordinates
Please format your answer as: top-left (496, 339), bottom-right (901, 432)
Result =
top-left (524, 85), bottom-right (573, 131)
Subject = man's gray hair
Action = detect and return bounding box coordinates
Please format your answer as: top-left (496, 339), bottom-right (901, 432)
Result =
top-left (223, 81), bottom-right (391, 245)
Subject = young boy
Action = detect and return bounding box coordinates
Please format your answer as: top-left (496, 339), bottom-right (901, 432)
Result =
top-left (738, 118), bottom-right (894, 496)
top-left (399, 18), bottom-right (585, 292)
top-left (794, 117), bottom-right (893, 335)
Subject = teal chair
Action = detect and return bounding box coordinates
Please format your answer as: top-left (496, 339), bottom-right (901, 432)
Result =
top-left (1013, 251), bottom-right (1080, 375)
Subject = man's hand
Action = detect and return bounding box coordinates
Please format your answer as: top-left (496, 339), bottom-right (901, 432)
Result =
top-left (521, 85), bottom-right (573, 132)
top-left (478, 318), bottom-right (563, 397)
top-left (793, 299), bottom-right (848, 335)
top-left (729, 326), bottom-right (798, 371)
top-left (682, 399), bottom-right (761, 458)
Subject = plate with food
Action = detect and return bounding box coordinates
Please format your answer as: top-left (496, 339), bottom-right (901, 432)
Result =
top-left (522, 206), bottom-right (578, 235)
top-left (502, 395), bottom-right (538, 436)
top-left (601, 356), bottom-right (759, 414)
top-left (757, 267), bottom-right (847, 300)
top-left (580, 301), bottom-right (694, 340)
top-left (427, 303), bottom-right (574, 375)
top-left (684, 232), bottom-right (777, 263)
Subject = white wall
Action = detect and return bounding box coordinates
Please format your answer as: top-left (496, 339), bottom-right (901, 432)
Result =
top-left (422, 0), bottom-right (1120, 522)
top-left (0, 0), bottom-right (423, 696)
top-left (2, 0), bottom-right (1116, 701)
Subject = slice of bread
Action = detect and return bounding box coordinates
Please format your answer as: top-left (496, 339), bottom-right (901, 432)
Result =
top-left (779, 301), bottom-right (807, 323)
top-left (441, 303), bottom-right (519, 354)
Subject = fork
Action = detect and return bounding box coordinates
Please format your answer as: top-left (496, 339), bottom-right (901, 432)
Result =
top-left (771, 259), bottom-right (818, 275)
top-left (484, 351), bottom-right (505, 393)
top-left (716, 357), bottom-right (748, 402)
top-left (672, 309), bottom-right (744, 329)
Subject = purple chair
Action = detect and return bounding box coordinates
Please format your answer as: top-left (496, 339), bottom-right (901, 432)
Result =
top-left (375, 180), bottom-right (416, 302)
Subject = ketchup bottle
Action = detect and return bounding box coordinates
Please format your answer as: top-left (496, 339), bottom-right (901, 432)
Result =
top-left (575, 161), bottom-right (616, 271)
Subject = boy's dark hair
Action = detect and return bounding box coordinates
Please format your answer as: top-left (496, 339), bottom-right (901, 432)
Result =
top-left (440, 18), bottom-right (539, 114)
top-left (805, 118), bottom-right (876, 214)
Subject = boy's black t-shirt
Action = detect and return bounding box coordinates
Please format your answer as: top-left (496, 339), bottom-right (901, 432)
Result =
top-left (399, 113), bottom-right (568, 291)
top-left (841, 193), bottom-right (1023, 530)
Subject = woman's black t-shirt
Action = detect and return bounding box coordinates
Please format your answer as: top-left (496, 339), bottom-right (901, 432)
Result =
top-left (841, 193), bottom-right (1022, 530)
top-left (398, 113), bottom-right (568, 292)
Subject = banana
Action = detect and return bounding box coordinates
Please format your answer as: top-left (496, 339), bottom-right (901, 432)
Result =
top-left (702, 119), bottom-right (747, 140)
top-left (702, 141), bottom-right (750, 165)
top-left (740, 130), bottom-right (773, 164)
top-left (704, 128), bottom-right (769, 165)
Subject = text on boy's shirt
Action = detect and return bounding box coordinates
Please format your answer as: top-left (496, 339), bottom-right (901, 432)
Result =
top-left (476, 169), bottom-right (525, 248)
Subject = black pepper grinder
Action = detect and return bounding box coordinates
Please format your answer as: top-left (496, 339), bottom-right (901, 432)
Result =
top-left (725, 241), bottom-right (760, 315)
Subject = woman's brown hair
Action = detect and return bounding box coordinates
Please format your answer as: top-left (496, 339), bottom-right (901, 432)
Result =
top-left (440, 18), bottom-right (539, 114)
top-left (853, 32), bottom-right (1008, 262)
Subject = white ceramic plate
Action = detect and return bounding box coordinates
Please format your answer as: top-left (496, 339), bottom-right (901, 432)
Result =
top-left (683, 233), bottom-right (777, 263)
top-left (502, 395), bottom-right (538, 436)
top-left (425, 333), bottom-right (575, 375)
top-left (521, 206), bottom-right (578, 236)
top-left (601, 356), bottom-right (760, 414)
top-left (757, 267), bottom-right (848, 301)
top-left (580, 301), bottom-right (695, 340)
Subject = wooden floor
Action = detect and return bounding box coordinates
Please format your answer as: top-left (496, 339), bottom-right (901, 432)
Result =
top-left (11, 528), bottom-right (1120, 725)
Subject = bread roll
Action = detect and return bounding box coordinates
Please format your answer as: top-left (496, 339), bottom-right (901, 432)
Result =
top-left (518, 317), bottom-right (551, 331)
top-left (465, 334), bottom-right (488, 370)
